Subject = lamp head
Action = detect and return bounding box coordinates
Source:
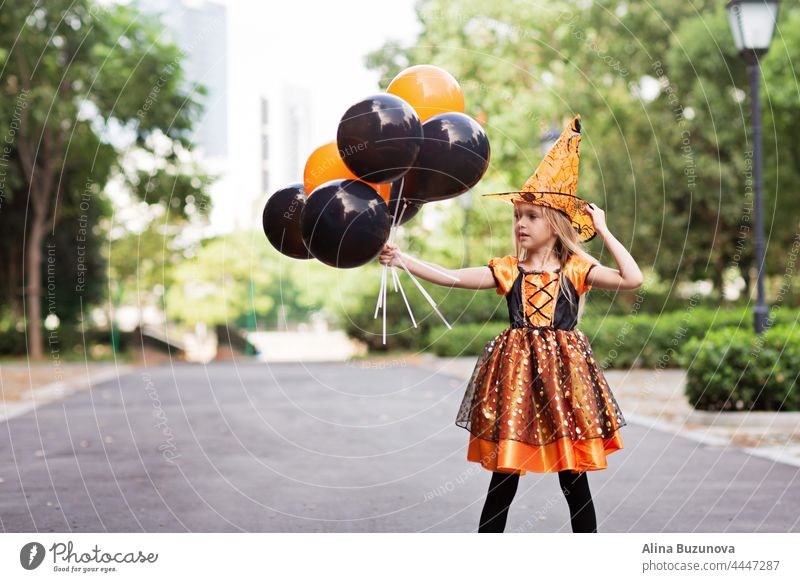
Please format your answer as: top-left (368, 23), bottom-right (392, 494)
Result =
top-left (726, 0), bottom-right (780, 57)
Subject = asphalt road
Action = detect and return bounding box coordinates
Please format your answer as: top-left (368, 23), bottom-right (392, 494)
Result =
top-left (1, 361), bottom-right (798, 532)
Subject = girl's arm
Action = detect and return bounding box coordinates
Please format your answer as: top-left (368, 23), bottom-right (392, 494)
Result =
top-left (377, 243), bottom-right (497, 291)
top-left (584, 203), bottom-right (644, 291)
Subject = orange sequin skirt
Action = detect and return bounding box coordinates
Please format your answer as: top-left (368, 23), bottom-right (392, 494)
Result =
top-left (455, 326), bottom-right (626, 476)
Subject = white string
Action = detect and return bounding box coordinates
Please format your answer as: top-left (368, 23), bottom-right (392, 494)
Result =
top-left (396, 251), bottom-right (460, 282)
top-left (392, 267), bottom-right (416, 328)
top-left (374, 264), bottom-right (386, 319)
top-left (396, 255), bottom-right (451, 329)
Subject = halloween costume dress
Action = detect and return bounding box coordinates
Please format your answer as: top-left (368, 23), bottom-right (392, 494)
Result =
top-left (455, 114), bottom-right (626, 475)
top-left (454, 252), bottom-right (626, 475)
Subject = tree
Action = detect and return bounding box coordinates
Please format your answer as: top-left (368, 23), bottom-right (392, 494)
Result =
top-left (0, 1), bottom-right (210, 358)
top-left (366, 0), bottom-right (800, 301)
top-left (165, 231), bottom-right (324, 329)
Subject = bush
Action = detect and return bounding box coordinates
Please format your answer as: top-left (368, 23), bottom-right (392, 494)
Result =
top-left (337, 261), bottom-right (800, 364)
top-left (0, 328), bottom-right (26, 356)
top-left (678, 324), bottom-right (800, 411)
top-left (420, 306), bottom-right (799, 369)
top-left (575, 306), bottom-right (797, 368)
top-left (582, 288), bottom-right (724, 316)
top-left (424, 322), bottom-right (508, 356)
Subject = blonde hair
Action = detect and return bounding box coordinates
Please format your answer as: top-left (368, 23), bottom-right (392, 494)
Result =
top-left (512, 201), bottom-right (598, 322)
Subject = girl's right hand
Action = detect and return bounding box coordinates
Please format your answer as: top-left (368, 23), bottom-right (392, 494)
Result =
top-left (378, 243), bottom-right (401, 268)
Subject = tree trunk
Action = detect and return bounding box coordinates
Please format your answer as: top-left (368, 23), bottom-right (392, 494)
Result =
top-left (740, 262), bottom-right (752, 302)
top-left (15, 105), bottom-right (58, 359)
top-left (25, 213), bottom-right (46, 360)
top-left (712, 258), bottom-right (725, 302)
top-left (9, 250), bottom-right (22, 324)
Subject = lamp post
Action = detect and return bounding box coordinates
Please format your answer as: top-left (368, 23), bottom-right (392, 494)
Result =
top-left (726, 0), bottom-right (780, 334)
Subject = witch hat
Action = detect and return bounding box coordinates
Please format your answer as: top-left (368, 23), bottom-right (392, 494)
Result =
top-left (482, 114), bottom-right (596, 242)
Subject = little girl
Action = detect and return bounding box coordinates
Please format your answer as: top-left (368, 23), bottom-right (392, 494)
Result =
top-left (377, 115), bottom-right (643, 533)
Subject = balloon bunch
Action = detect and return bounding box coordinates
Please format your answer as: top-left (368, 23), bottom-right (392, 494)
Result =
top-left (262, 65), bottom-right (491, 343)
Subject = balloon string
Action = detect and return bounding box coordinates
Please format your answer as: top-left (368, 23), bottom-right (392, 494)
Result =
top-left (382, 261), bottom-right (388, 344)
top-left (397, 251), bottom-right (460, 282)
top-left (387, 177), bottom-right (458, 281)
top-left (378, 175), bottom-right (454, 339)
top-left (394, 177), bottom-right (405, 219)
top-left (388, 176), bottom-right (405, 245)
top-left (374, 264), bottom-right (387, 319)
top-left (376, 176), bottom-right (403, 331)
top-left (396, 255), bottom-right (452, 330)
top-left (392, 268), bottom-right (416, 328)
top-left (394, 203), bottom-right (408, 236)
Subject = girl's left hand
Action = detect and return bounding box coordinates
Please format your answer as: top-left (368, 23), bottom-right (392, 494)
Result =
top-left (585, 202), bottom-right (607, 233)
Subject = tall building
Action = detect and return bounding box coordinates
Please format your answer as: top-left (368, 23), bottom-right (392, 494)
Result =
top-left (135, 0), bottom-right (244, 234)
top-left (281, 85), bottom-right (312, 187)
top-left (137, 0), bottom-right (228, 159)
top-left (260, 96), bottom-right (270, 195)
top-left (253, 86), bottom-right (312, 227)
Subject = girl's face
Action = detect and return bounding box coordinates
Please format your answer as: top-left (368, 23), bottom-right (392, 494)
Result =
top-left (513, 202), bottom-right (555, 250)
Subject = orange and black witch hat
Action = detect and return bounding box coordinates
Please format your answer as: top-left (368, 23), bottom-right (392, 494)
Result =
top-left (482, 114), bottom-right (596, 242)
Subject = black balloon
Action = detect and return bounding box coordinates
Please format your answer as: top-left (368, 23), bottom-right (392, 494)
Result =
top-left (300, 179), bottom-right (392, 268)
top-left (262, 183), bottom-right (313, 259)
top-left (336, 93), bottom-right (423, 184)
top-left (387, 180), bottom-right (423, 226)
top-left (401, 112), bottom-right (490, 202)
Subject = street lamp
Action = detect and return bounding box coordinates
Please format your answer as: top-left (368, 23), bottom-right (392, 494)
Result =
top-left (726, 0), bottom-right (780, 334)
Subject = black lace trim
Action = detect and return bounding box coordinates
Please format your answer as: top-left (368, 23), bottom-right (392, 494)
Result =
top-left (518, 265), bottom-right (561, 274)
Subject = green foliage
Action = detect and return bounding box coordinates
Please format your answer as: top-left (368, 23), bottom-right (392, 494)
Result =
top-left (365, 0), bottom-right (800, 303)
top-left (164, 231), bottom-right (324, 328)
top-left (424, 322), bottom-right (510, 357)
top-left (108, 219), bottom-right (183, 308)
top-left (679, 324), bottom-right (800, 411)
top-left (0, 0), bottom-right (213, 355)
top-left (420, 306), bottom-right (799, 369)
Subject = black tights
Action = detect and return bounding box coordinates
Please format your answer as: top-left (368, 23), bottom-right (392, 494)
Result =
top-left (478, 470), bottom-right (597, 533)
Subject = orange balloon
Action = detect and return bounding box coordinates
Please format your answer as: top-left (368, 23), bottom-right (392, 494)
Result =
top-left (386, 64), bottom-right (464, 122)
top-left (303, 141), bottom-right (356, 193)
top-left (303, 141), bottom-right (390, 203)
top-left (375, 182), bottom-right (391, 203)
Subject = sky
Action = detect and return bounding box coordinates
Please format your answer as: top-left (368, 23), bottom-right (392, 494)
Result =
top-left (248, 0), bottom-right (421, 146)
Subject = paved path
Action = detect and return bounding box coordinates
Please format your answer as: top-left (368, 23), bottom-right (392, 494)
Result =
top-left (1, 361), bottom-right (799, 532)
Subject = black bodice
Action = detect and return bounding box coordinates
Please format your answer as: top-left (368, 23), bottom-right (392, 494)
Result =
top-left (505, 267), bottom-right (582, 331)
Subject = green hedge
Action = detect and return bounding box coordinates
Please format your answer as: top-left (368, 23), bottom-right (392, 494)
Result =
top-left (339, 263), bottom-right (744, 352)
top-left (422, 306), bottom-right (799, 369)
top-left (678, 324), bottom-right (800, 411)
top-left (425, 322), bottom-right (508, 357)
